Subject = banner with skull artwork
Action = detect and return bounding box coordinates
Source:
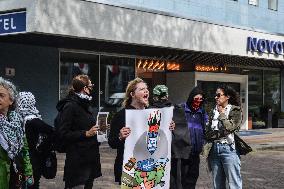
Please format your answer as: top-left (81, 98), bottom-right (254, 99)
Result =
top-left (121, 107), bottom-right (173, 189)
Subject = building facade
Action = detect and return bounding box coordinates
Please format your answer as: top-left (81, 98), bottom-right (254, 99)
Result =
top-left (1, 0), bottom-right (284, 130)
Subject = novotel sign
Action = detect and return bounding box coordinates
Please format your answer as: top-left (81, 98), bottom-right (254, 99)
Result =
top-left (0, 11), bottom-right (26, 35)
top-left (247, 37), bottom-right (284, 55)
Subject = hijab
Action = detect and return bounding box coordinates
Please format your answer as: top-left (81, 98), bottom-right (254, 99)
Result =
top-left (17, 92), bottom-right (42, 125)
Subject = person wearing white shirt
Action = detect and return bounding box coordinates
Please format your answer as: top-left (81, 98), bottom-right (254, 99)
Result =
top-left (205, 85), bottom-right (243, 189)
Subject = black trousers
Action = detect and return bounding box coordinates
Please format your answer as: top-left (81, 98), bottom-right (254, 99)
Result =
top-left (170, 154), bottom-right (200, 189)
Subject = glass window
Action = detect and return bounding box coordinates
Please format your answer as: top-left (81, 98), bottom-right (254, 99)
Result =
top-left (264, 70), bottom-right (280, 115)
top-left (99, 56), bottom-right (135, 113)
top-left (268, 0), bottom-right (278, 11)
top-left (60, 53), bottom-right (136, 116)
top-left (248, 0), bottom-right (258, 6)
top-left (241, 69), bottom-right (263, 122)
top-left (60, 53), bottom-right (100, 110)
top-left (241, 68), bottom-right (281, 128)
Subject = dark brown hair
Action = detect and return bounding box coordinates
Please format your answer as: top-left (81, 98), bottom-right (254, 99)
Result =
top-left (70, 75), bottom-right (90, 93)
top-left (217, 84), bottom-right (240, 106)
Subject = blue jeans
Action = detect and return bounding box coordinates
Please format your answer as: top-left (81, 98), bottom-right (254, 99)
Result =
top-left (209, 143), bottom-right (242, 189)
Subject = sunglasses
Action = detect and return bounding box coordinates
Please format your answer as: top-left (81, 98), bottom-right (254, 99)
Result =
top-left (193, 97), bottom-right (204, 101)
top-left (85, 84), bottom-right (94, 89)
top-left (215, 93), bottom-right (225, 98)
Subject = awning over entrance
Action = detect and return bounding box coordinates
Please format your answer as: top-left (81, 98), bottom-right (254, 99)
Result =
top-left (1, 33), bottom-right (284, 68)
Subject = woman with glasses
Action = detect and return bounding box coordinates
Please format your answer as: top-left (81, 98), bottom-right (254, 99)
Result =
top-left (171, 86), bottom-right (208, 189)
top-left (204, 84), bottom-right (242, 189)
top-left (56, 74), bottom-right (101, 189)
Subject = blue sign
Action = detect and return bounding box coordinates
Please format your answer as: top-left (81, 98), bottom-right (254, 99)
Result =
top-left (247, 37), bottom-right (284, 55)
top-left (0, 11), bottom-right (26, 35)
top-left (137, 158), bottom-right (155, 172)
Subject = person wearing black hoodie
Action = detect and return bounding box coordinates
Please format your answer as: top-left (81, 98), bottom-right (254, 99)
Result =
top-left (17, 91), bottom-right (54, 189)
top-left (56, 75), bottom-right (101, 189)
top-left (170, 86), bottom-right (208, 189)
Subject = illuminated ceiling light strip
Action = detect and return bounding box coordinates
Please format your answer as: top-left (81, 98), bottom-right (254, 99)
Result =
top-left (143, 60), bottom-right (148, 69)
top-left (195, 65), bottom-right (227, 72)
top-left (137, 60), bottom-right (142, 68)
top-left (166, 63), bottom-right (171, 69)
top-left (158, 63), bottom-right (164, 69)
top-left (173, 65), bottom-right (180, 70)
top-left (167, 64), bottom-right (173, 70)
top-left (152, 62), bottom-right (159, 69)
top-left (169, 64), bottom-right (177, 70)
top-left (148, 60), bottom-right (154, 69)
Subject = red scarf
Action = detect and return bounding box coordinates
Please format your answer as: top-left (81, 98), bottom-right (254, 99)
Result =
top-left (191, 99), bottom-right (202, 111)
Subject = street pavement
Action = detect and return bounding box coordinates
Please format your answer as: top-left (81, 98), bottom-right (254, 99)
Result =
top-left (40, 128), bottom-right (284, 189)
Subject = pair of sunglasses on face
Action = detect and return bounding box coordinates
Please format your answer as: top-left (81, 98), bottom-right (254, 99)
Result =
top-left (85, 84), bottom-right (94, 90)
top-left (193, 97), bottom-right (204, 101)
top-left (215, 93), bottom-right (225, 98)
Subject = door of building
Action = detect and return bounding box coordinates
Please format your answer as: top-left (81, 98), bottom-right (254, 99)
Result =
top-left (195, 72), bottom-right (248, 130)
top-left (197, 80), bottom-right (240, 115)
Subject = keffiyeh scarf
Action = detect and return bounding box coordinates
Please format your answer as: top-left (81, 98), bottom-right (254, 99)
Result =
top-left (0, 111), bottom-right (24, 160)
top-left (75, 92), bottom-right (92, 101)
top-left (211, 104), bottom-right (235, 146)
top-left (17, 92), bottom-right (42, 125)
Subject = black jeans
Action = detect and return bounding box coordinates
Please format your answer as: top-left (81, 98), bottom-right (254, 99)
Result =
top-left (170, 154), bottom-right (200, 189)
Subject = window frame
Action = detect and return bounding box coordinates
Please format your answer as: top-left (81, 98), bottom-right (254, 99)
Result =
top-left (268, 0), bottom-right (278, 11)
top-left (248, 0), bottom-right (259, 6)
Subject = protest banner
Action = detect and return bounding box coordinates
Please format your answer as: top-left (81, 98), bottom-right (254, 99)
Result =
top-left (121, 107), bottom-right (173, 189)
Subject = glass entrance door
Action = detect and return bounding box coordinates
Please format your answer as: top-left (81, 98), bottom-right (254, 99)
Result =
top-left (197, 80), bottom-right (240, 113)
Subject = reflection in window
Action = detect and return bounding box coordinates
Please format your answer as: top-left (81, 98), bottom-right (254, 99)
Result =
top-left (242, 69), bottom-right (263, 122)
top-left (60, 62), bottom-right (93, 97)
top-left (241, 68), bottom-right (280, 128)
top-left (264, 70), bottom-right (280, 113)
top-left (100, 56), bottom-right (135, 112)
top-left (60, 54), bottom-right (100, 109)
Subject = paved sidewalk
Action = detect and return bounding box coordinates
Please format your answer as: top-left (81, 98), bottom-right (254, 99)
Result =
top-left (240, 128), bottom-right (284, 151)
top-left (40, 128), bottom-right (284, 189)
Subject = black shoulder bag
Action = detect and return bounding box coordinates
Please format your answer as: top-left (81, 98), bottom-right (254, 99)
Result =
top-left (234, 134), bottom-right (253, 155)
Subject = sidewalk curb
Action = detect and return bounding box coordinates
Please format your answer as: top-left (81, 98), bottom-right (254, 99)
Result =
top-left (252, 144), bottom-right (284, 151)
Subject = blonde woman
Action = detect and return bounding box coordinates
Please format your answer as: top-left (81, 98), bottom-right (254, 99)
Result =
top-left (108, 78), bottom-right (175, 184)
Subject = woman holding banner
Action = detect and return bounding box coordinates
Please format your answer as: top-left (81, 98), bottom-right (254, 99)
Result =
top-left (108, 78), bottom-right (175, 184)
